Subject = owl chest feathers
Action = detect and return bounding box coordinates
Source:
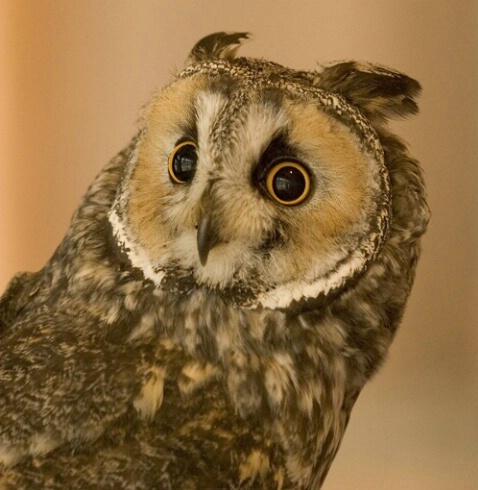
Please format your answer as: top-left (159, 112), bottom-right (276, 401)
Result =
top-left (115, 284), bottom-right (354, 487)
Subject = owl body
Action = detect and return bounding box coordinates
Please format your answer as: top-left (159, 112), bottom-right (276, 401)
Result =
top-left (0, 33), bottom-right (429, 488)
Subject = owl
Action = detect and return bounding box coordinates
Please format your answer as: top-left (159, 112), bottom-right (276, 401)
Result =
top-left (0, 32), bottom-right (429, 489)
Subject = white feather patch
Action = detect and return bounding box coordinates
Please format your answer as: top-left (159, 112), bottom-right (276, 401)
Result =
top-left (255, 253), bottom-right (366, 309)
top-left (108, 207), bottom-right (166, 286)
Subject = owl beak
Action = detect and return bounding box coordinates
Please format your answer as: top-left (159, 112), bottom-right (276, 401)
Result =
top-left (197, 213), bottom-right (221, 266)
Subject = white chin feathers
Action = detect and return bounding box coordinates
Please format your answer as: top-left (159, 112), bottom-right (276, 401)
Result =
top-left (108, 204), bottom-right (380, 310)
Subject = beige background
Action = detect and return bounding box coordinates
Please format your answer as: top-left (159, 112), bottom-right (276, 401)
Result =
top-left (0, 1), bottom-right (477, 489)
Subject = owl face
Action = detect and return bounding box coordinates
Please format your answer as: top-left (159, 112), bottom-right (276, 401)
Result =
top-left (109, 60), bottom-right (390, 309)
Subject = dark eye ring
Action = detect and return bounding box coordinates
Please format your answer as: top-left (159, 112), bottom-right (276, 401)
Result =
top-left (265, 161), bottom-right (311, 206)
top-left (168, 141), bottom-right (198, 184)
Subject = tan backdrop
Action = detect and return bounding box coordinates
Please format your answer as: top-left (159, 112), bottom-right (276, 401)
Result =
top-left (1, 1), bottom-right (477, 489)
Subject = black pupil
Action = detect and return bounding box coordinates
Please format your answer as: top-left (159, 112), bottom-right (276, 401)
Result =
top-left (273, 166), bottom-right (306, 201)
top-left (172, 144), bottom-right (197, 182)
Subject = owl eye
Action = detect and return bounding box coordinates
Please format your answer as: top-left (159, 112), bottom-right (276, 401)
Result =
top-left (265, 161), bottom-right (311, 206)
top-left (168, 141), bottom-right (198, 184)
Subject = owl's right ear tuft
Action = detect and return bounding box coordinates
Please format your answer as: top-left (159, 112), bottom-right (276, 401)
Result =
top-left (187, 32), bottom-right (252, 64)
top-left (317, 61), bottom-right (421, 122)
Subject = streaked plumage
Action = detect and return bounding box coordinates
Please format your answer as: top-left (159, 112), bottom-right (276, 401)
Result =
top-left (0, 32), bottom-right (429, 489)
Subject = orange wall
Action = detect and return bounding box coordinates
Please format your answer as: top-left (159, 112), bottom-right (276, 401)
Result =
top-left (1, 2), bottom-right (477, 489)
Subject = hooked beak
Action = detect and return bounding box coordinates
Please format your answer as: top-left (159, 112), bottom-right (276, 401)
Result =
top-left (197, 213), bottom-right (221, 266)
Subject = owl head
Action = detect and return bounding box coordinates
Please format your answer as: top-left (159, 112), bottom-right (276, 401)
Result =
top-left (109, 32), bottom-right (421, 310)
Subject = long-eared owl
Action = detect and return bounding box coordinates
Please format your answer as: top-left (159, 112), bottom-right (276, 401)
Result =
top-left (0, 32), bottom-right (429, 489)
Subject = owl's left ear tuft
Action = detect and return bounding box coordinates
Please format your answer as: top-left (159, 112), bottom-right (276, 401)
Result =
top-left (317, 61), bottom-right (421, 122)
top-left (187, 32), bottom-right (252, 64)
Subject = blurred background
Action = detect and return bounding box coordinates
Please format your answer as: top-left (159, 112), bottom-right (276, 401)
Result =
top-left (0, 1), bottom-right (476, 488)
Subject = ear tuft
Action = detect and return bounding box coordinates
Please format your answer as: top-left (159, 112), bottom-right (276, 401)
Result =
top-left (317, 61), bottom-right (421, 122)
top-left (187, 32), bottom-right (252, 64)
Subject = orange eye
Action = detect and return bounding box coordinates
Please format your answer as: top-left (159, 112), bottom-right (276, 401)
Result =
top-left (168, 141), bottom-right (198, 184)
top-left (266, 161), bottom-right (311, 205)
